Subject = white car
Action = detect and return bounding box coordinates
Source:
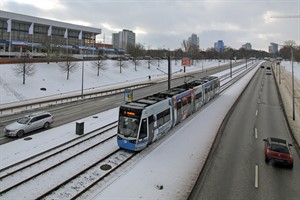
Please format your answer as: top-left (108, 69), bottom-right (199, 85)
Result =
top-left (4, 112), bottom-right (54, 137)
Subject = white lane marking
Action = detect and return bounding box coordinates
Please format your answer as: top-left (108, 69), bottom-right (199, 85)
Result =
top-left (255, 165), bottom-right (259, 188)
top-left (100, 97), bottom-right (110, 101)
top-left (114, 101), bottom-right (123, 106)
top-left (256, 110), bottom-right (258, 116)
top-left (0, 136), bottom-right (7, 141)
top-left (255, 128), bottom-right (258, 139)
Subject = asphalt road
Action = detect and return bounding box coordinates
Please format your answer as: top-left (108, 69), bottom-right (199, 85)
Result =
top-left (189, 64), bottom-right (300, 199)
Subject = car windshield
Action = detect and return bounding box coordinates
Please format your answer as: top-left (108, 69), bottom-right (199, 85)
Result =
top-left (118, 116), bottom-right (139, 138)
top-left (17, 117), bottom-right (31, 124)
top-left (270, 144), bottom-right (289, 154)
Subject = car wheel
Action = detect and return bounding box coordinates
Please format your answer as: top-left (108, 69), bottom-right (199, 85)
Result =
top-left (43, 122), bottom-right (50, 129)
top-left (265, 156), bottom-right (269, 163)
top-left (289, 164), bottom-right (293, 169)
top-left (17, 130), bottom-right (24, 138)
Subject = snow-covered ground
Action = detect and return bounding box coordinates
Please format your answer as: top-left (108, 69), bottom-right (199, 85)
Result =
top-left (0, 59), bottom-right (227, 105)
top-left (0, 60), bottom-right (298, 199)
top-left (280, 60), bottom-right (300, 80)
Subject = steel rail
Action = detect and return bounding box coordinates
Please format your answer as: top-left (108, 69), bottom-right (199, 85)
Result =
top-left (0, 121), bottom-right (117, 173)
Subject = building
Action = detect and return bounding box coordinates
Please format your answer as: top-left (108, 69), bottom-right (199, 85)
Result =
top-left (269, 42), bottom-right (278, 54)
top-left (112, 29), bottom-right (135, 52)
top-left (112, 33), bottom-right (120, 49)
top-left (214, 40), bottom-right (224, 52)
top-left (188, 33), bottom-right (199, 48)
top-left (242, 43), bottom-right (252, 50)
top-left (0, 10), bottom-right (101, 58)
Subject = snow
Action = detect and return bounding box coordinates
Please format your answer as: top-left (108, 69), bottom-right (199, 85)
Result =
top-left (280, 60), bottom-right (300, 80)
top-left (2, 59), bottom-right (297, 199)
top-left (0, 59), bottom-right (227, 105)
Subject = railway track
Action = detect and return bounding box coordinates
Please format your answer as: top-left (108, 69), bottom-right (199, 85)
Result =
top-left (0, 122), bottom-right (137, 199)
top-left (38, 149), bottom-right (135, 200)
top-left (0, 121), bottom-right (118, 172)
top-left (220, 62), bottom-right (259, 93)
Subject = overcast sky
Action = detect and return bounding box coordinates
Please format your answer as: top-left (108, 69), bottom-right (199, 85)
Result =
top-left (1, 0), bottom-right (299, 51)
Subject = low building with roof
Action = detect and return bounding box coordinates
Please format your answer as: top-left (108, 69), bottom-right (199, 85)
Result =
top-left (0, 10), bottom-right (102, 58)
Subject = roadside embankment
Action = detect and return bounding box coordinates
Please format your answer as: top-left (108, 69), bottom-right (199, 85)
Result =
top-left (274, 64), bottom-right (300, 146)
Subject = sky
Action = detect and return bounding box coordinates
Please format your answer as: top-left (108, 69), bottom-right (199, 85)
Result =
top-left (0, 1), bottom-right (300, 52)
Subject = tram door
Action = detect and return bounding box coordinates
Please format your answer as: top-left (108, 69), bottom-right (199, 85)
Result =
top-left (176, 102), bottom-right (182, 125)
top-left (148, 115), bottom-right (154, 144)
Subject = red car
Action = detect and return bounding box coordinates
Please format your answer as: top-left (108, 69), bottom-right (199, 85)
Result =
top-left (263, 137), bottom-right (294, 168)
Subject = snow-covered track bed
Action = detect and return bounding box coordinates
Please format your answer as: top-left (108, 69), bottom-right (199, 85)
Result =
top-left (39, 149), bottom-right (135, 200)
top-left (220, 62), bottom-right (259, 93)
top-left (0, 122), bottom-right (121, 199)
top-left (0, 121), bottom-right (118, 173)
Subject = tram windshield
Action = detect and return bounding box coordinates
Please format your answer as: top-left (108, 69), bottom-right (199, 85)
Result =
top-left (118, 116), bottom-right (140, 138)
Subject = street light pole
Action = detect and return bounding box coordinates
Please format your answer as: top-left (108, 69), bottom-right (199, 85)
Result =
top-left (168, 55), bottom-right (171, 90)
top-left (230, 48), bottom-right (233, 78)
top-left (291, 48), bottom-right (295, 120)
top-left (279, 61), bottom-right (281, 84)
top-left (81, 50), bottom-right (84, 99)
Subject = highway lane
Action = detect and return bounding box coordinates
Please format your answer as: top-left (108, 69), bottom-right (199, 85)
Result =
top-left (189, 64), bottom-right (300, 199)
top-left (0, 61), bottom-right (243, 144)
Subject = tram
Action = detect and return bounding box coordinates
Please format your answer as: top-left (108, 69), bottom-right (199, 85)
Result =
top-left (117, 76), bottom-right (220, 151)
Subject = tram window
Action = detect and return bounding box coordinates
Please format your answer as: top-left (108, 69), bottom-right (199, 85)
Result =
top-left (177, 102), bottom-right (182, 109)
top-left (157, 108), bottom-right (171, 126)
top-left (149, 115), bottom-right (154, 124)
top-left (163, 109), bottom-right (171, 122)
top-left (118, 116), bottom-right (140, 137)
top-left (196, 92), bottom-right (202, 99)
top-left (157, 112), bottom-right (164, 126)
top-left (139, 119), bottom-right (147, 139)
top-left (187, 96), bottom-right (191, 104)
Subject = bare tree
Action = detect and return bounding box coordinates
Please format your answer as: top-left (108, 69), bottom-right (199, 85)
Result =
top-left (58, 56), bottom-right (79, 80)
top-left (284, 40), bottom-right (297, 47)
top-left (114, 57), bottom-right (128, 73)
top-left (280, 40), bottom-right (299, 62)
top-left (145, 58), bottom-right (154, 69)
top-left (131, 59), bottom-right (141, 71)
top-left (127, 43), bottom-right (144, 71)
top-left (295, 45), bottom-right (300, 62)
top-left (91, 54), bottom-right (107, 76)
top-left (13, 51), bottom-right (36, 85)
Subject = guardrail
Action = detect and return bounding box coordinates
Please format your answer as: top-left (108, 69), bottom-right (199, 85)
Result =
top-left (0, 82), bottom-right (152, 116)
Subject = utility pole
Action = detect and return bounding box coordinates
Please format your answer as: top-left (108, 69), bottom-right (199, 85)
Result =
top-left (291, 49), bottom-right (295, 120)
top-left (168, 56), bottom-right (171, 90)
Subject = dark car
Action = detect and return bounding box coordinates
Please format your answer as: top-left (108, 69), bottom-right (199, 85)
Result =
top-left (266, 70), bottom-right (272, 75)
top-left (263, 137), bottom-right (293, 168)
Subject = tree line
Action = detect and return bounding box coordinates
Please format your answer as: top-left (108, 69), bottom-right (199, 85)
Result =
top-left (10, 40), bottom-right (299, 85)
